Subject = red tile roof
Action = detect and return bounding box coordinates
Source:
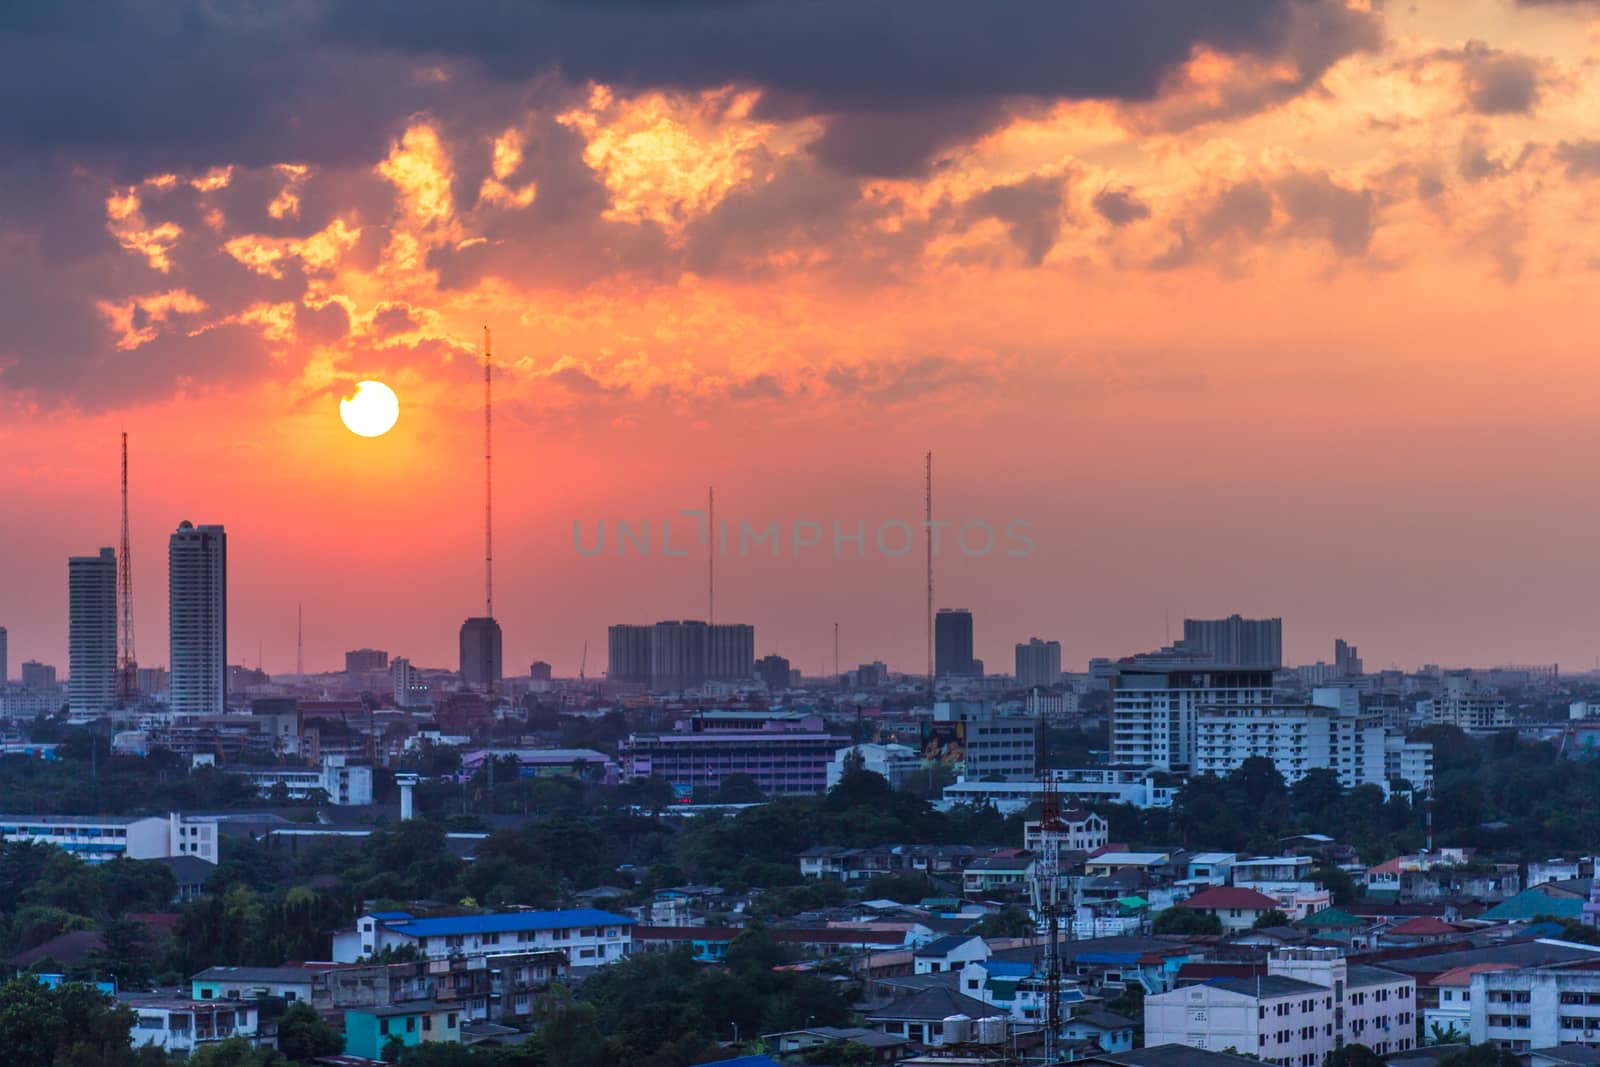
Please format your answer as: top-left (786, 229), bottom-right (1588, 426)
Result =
top-left (1181, 887), bottom-right (1282, 911)
top-left (1387, 916), bottom-right (1459, 937)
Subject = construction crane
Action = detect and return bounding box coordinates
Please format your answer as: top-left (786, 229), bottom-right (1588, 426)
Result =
top-left (579, 641), bottom-right (588, 683)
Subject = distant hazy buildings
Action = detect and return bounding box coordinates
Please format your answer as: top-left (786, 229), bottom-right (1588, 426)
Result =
top-left (1335, 638), bottom-right (1363, 677)
top-left (344, 648), bottom-right (388, 672)
top-left (21, 661), bottom-right (56, 690)
top-left (529, 660), bottom-right (552, 682)
top-left (68, 547), bottom-right (118, 717)
top-left (608, 621), bottom-right (755, 691)
top-left (756, 653), bottom-right (792, 691)
top-left (1182, 614), bottom-right (1283, 668)
top-left (459, 617), bottom-right (503, 688)
top-left (169, 522), bottom-right (227, 715)
top-left (392, 657), bottom-right (428, 708)
top-left (935, 608), bottom-right (977, 677)
top-left (1014, 637), bottom-right (1061, 689)
top-left (1423, 674), bottom-right (1510, 731)
top-left (0, 625), bottom-right (7, 684)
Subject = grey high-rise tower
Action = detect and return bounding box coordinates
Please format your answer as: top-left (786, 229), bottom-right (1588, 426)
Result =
top-left (460, 617), bottom-right (503, 688)
top-left (169, 522), bottom-right (227, 714)
top-left (935, 608), bottom-right (976, 677)
top-left (1015, 637), bottom-right (1062, 689)
top-left (1182, 614), bottom-right (1282, 669)
top-left (69, 548), bottom-right (118, 716)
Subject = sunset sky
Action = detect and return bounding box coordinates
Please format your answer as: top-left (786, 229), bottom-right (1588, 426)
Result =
top-left (4, 1), bottom-right (1600, 679)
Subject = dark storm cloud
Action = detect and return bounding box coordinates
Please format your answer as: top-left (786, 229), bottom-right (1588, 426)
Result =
top-left (0, 1), bottom-right (1380, 179)
top-left (1094, 188), bottom-right (1152, 227)
top-left (966, 175), bottom-right (1067, 266)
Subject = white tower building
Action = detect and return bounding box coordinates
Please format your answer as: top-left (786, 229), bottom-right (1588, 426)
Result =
top-left (169, 522), bottom-right (227, 714)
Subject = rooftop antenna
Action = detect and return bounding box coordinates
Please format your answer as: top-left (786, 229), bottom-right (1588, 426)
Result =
top-left (117, 431), bottom-right (138, 701)
top-left (708, 485), bottom-right (715, 625)
top-left (484, 326), bottom-right (494, 620)
top-left (925, 451), bottom-right (933, 698)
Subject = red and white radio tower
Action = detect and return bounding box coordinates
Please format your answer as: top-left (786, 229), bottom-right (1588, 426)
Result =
top-left (117, 432), bottom-right (138, 701)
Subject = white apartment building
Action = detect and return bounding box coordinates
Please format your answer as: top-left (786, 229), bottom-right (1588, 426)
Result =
top-left (1024, 808), bottom-right (1109, 854)
top-left (0, 812), bottom-right (218, 864)
top-left (1470, 965), bottom-right (1600, 1052)
top-left (827, 743), bottom-right (922, 790)
top-left (333, 909), bottom-right (633, 966)
top-left (1384, 737), bottom-right (1435, 791)
top-left (123, 993), bottom-right (258, 1054)
top-left (1145, 948), bottom-right (1416, 1065)
top-left (1192, 702), bottom-right (1387, 789)
top-left (232, 755), bottom-right (373, 805)
top-left (939, 767), bottom-right (1177, 814)
top-left (1423, 676), bottom-right (1510, 732)
top-left (1145, 974), bottom-right (1335, 1066)
top-left (1111, 665), bottom-right (1275, 771)
top-left (68, 547), bottom-right (118, 717)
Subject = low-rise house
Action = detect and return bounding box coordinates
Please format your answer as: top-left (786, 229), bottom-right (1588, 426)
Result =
top-left (343, 1001), bottom-right (461, 1060)
top-left (1024, 808), bottom-right (1109, 854)
top-left (123, 993), bottom-right (258, 1055)
top-left (192, 965), bottom-right (318, 1005)
top-left (862, 986), bottom-right (998, 1048)
top-left (1061, 1010), bottom-right (1136, 1054)
top-left (1175, 886), bottom-right (1285, 932)
top-left (914, 935), bottom-right (989, 974)
top-left (761, 1026), bottom-right (911, 1064)
top-left (962, 855), bottom-right (1036, 898)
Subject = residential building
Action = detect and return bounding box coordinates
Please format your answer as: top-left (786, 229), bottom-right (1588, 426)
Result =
top-left (1424, 675), bottom-right (1510, 731)
top-left (0, 624), bottom-right (7, 683)
top-left (620, 713), bottom-right (850, 796)
top-left (191, 966), bottom-right (315, 1005)
top-left (0, 812), bottom-right (217, 864)
top-left (1469, 966), bottom-right (1600, 1053)
top-left (607, 624), bottom-right (652, 684)
top-left (21, 660), bottom-right (56, 690)
top-left (939, 767), bottom-right (1177, 815)
top-left (1385, 737), bottom-right (1435, 792)
top-left (914, 935), bottom-right (990, 975)
top-left (1267, 948), bottom-right (1415, 1057)
top-left (1193, 698), bottom-right (1386, 789)
top-left (1111, 663), bottom-right (1275, 771)
top-left (332, 909), bottom-right (633, 966)
top-left (1024, 808), bottom-right (1109, 854)
top-left (392, 656), bottom-right (428, 708)
top-left (230, 755), bottom-right (374, 805)
top-left (344, 1001), bottom-right (460, 1060)
top-left (1064, 1010), bottom-right (1138, 1055)
top-left (169, 522), bottom-right (227, 715)
top-left (345, 648), bottom-right (388, 672)
top-left (756, 653), bottom-right (791, 690)
top-left (1182, 615), bottom-right (1283, 668)
top-left (706, 623), bottom-right (755, 682)
top-left (68, 547), bottom-right (118, 717)
top-left (459, 616), bottom-right (502, 688)
top-left (827, 743), bottom-right (921, 789)
top-left (936, 609), bottom-right (977, 677)
top-left (1144, 974), bottom-right (1334, 1065)
top-left (1175, 886), bottom-right (1284, 932)
top-left (1016, 638), bottom-right (1062, 689)
top-left (123, 993), bottom-right (257, 1055)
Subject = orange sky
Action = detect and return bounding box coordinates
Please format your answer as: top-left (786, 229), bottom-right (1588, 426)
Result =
top-left (4, 1), bottom-right (1600, 678)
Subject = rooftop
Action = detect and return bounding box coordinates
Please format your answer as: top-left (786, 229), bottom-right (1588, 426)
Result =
top-left (1182, 886), bottom-right (1283, 911)
top-left (1206, 975), bottom-right (1328, 997)
top-left (375, 909), bottom-right (632, 937)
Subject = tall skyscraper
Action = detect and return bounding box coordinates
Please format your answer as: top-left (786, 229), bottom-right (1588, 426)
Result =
top-left (0, 625), bottom-right (7, 684)
top-left (459, 618), bottom-right (503, 688)
top-left (69, 548), bottom-right (118, 716)
top-left (1015, 637), bottom-right (1062, 689)
top-left (706, 623), bottom-right (755, 683)
top-left (935, 608), bottom-right (976, 677)
top-left (651, 620), bottom-right (708, 692)
top-left (169, 522), bottom-right (227, 715)
top-left (607, 624), bottom-right (653, 685)
top-left (1182, 614), bottom-right (1283, 668)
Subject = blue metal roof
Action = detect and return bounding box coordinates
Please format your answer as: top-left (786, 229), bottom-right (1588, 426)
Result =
top-left (984, 961), bottom-right (1034, 978)
top-left (381, 909), bottom-right (633, 937)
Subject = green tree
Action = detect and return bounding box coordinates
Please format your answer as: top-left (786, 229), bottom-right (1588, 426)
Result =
top-left (713, 774), bottom-right (766, 804)
top-left (191, 1036), bottom-right (282, 1065)
top-left (0, 977), bottom-right (141, 1067)
top-left (1310, 865), bottom-right (1356, 906)
top-left (1324, 1044), bottom-right (1384, 1066)
top-left (1252, 909), bottom-right (1292, 930)
top-left (1427, 1021), bottom-right (1466, 1045)
top-left (1152, 908), bottom-right (1223, 935)
top-left (276, 1001), bottom-right (343, 1061)
top-left (972, 906), bottom-right (1035, 938)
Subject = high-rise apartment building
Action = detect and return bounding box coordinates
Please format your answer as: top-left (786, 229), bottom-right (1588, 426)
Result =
top-left (69, 548), bottom-right (118, 717)
top-left (392, 657), bottom-right (428, 708)
top-left (1014, 637), bottom-right (1061, 689)
top-left (756, 653), bottom-right (792, 690)
top-left (607, 624), bottom-right (653, 685)
top-left (21, 661), bottom-right (56, 690)
top-left (459, 617), bottom-right (503, 688)
top-left (169, 522), bottom-right (227, 715)
top-left (935, 608), bottom-right (976, 677)
top-left (650, 620), bottom-right (707, 691)
top-left (706, 623), bottom-right (754, 683)
top-left (0, 625), bottom-right (7, 684)
top-left (345, 648), bottom-right (388, 672)
top-left (1182, 614), bottom-right (1283, 668)
top-left (1110, 662), bottom-right (1275, 771)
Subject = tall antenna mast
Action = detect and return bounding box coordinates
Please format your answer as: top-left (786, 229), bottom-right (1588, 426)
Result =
top-left (118, 431), bottom-right (137, 700)
top-left (484, 326), bottom-right (494, 619)
top-left (925, 451), bottom-right (934, 697)
top-left (296, 603), bottom-right (303, 676)
top-left (833, 621), bottom-right (840, 689)
top-left (708, 486), bottom-right (715, 625)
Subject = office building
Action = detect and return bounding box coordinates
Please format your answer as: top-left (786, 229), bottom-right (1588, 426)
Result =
top-left (1014, 637), bottom-right (1061, 689)
top-left (620, 713), bottom-right (850, 796)
top-left (1182, 615), bottom-right (1283, 668)
top-left (1334, 638), bottom-right (1363, 677)
top-left (459, 616), bottom-right (502, 688)
top-left (929, 701), bottom-right (1039, 780)
top-left (68, 547), bottom-right (118, 717)
top-left (21, 660), bottom-right (56, 690)
top-left (706, 623), bottom-right (754, 683)
top-left (231, 755), bottom-right (373, 805)
top-left (345, 648), bottom-right (388, 672)
top-left (1111, 662), bottom-right (1275, 771)
top-left (392, 657), bottom-right (429, 708)
top-left (169, 522), bottom-right (227, 715)
top-left (0, 624), bottom-right (7, 684)
top-left (756, 653), bottom-right (792, 691)
top-left (0, 812), bottom-right (218, 864)
top-left (935, 608), bottom-right (976, 677)
top-left (607, 624), bottom-right (652, 685)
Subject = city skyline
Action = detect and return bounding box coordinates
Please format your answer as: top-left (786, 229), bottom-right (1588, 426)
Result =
top-left (8, 2), bottom-right (1600, 676)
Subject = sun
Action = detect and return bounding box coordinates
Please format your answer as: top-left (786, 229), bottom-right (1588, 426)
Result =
top-left (339, 380), bottom-right (400, 438)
